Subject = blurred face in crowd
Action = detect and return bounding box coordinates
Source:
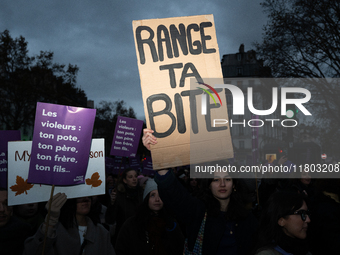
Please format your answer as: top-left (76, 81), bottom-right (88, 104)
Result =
top-left (91, 195), bottom-right (99, 206)
top-left (76, 197), bottom-right (91, 216)
top-left (183, 172), bottom-right (189, 182)
top-left (279, 201), bottom-right (311, 239)
top-left (300, 170), bottom-right (311, 186)
top-left (123, 170), bottom-right (138, 188)
top-left (15, 203), bottom-right (38, 218)
top-left (0, 190), bottom-right (12, 227)
top-left (190, 178), bottom-right (197, 187)
top-left (148, 190), bottom-right (163, 213)
top-left (106, 175), bottom-right (115, 189)
top-left (210, 172), bottom-right (234, 201)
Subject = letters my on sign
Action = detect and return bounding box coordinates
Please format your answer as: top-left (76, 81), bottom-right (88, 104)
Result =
top-left (8, 139), bottom-right (105, 206)
top-left (133, 15), bottom-right (233, 169)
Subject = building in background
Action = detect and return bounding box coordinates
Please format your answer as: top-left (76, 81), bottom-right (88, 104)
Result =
top-left (221, 44), bottom-right (296, 165)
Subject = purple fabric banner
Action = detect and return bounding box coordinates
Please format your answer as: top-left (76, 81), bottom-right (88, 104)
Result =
top-left (110, 116), bottom-right (143, 157)
top-left (28, 102), bottom-right (96, 186)
top-left (0, 131), bottom-right (21, 188)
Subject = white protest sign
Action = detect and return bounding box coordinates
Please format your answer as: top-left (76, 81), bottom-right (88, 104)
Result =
top-left (7, 139), bottom-right (105, 206)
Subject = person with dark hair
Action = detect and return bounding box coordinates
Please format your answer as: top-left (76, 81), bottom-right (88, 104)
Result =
top-left (258, 156), bottom-right (296, 207)
top-left (88, 195), bottom-right (108, 226)
top-left (289, 169), bottom-right (314, 199)
top-left (13, 202), bottom-right (45, 236)
top-left (187, 177), bottom-right (200, 194)
top-left (106, 174), bottom-right (116, 193)
top-left (255, 191), bottom-right (311, 255)
top-left (142, 129), bottom-right (258, 255)
top-left (105, 168), bottom-right (143, 245)
top-left (98, 174), bottom-right (117, 209)
top-left (24, 193), bottom-right (115, 255)
top-left (0, 188), bottom-right (31, 255)
top-left (115, 178), bottom-right (184, 255)
top-left (309, 178), bottom-right (340, 255)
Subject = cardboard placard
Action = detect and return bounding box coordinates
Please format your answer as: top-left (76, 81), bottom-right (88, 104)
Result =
top-left (8, 139), bottom-right (105, 206)
top-left (133, 14), bottom-right (233, 169)
top-left (28, 102), bottom-right (96, 185)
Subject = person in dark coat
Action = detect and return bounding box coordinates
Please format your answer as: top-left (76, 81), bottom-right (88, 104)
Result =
top-left (143, 129), bottom-right (259, 255)
top-left (24, 194), bottom-right (115, 255)
top-left (13, 202), bottom-right (45, 236)
top-left (309, 179), bottom-right (340, 255)
top-left (255, 191), bottom-right (311, 255)
top-left (115, 178), bottom-right (184, 255)
top-left (105, 168), bottom-right (143, 245)
top-left (0, 188), bottom-right (31, 255)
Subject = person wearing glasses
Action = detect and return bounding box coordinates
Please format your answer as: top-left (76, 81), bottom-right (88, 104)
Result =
top-left (255, 191), bottom-right (311, 255)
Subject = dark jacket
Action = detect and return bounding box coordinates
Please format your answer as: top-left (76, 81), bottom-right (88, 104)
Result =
top-left (23, 217), bottom-right (115, 255)
top-left (105, 185), bottom-right (143, 244)
top-left (115, 214), bottom-right (184, 255)
top-left (155, 171), bottom-right (258, 255)
top-left (255, 247), bottom-right (312, 255)
top-left (0, 216), bottom-right (32, 255)
top-left (309, 193), bottom-right (340, 255)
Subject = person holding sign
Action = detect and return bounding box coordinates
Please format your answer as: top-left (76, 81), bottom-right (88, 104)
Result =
top-left (142, 129), bottom-right (258, 255)
top-left (115, 178), bottom-right (184, 255)
top-left (0, 188), bottom-right (31, 255)
top-left (24, 193), bottom-right (115, 255)
top-left (105, 168), bottom-right (143, 246)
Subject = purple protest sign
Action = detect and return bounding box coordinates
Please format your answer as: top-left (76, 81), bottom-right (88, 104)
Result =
top-left (129, 155), bottom-right (141, 172)
top-left (110, 116), bottom-right (143, 157)
top-left (0, 131), bottom-right (21, 189)
top-left (28, 102), bottom-right (96, 186)
top-left (105, 157), bottom-right (115, 175)
top-left (111, 156), bottom-right (126, 174)
top-left (142, 156), bottom-right (154, 176)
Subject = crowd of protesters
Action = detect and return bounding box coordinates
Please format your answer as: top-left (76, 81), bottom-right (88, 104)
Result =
top-left (0, 129), bottom-right (339, 254)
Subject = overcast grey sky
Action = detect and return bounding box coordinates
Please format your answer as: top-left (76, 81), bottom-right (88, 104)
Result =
top-left (0, 0), bottom-right (267, 120)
